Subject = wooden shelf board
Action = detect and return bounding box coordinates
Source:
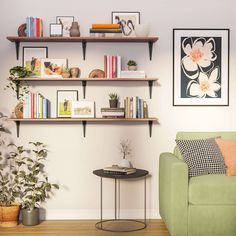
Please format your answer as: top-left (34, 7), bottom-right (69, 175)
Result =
top-left (9, 118), bottom-right (158, 122)
top-left (7, 36), bottom-right (159, 43)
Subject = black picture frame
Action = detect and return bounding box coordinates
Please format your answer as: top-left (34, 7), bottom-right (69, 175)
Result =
top-left (111, 11), bottom-right (140, 36)
top-left (173, 28), bottom-right (230, 106)
top-left (56, 16), bottom-right (74, 37)
top-left (50, 23), bottom-right (63, 37)
top-left (57, 90), bottom-right (78, 118)
top-left (22, 46), bottom-right (48, 77)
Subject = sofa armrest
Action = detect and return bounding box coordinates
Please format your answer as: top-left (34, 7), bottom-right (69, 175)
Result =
top-left (159, 152), bottom-right (188, 236)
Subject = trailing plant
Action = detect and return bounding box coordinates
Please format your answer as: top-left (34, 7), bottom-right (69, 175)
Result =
top-left (5, 66), bottom-right (31, 101)
top-left (127, 60), bottom-right (137, 66)
top-left (109, 93), bottom-right (119, 100)
top-left (119, 139), bottom-right (132, 159)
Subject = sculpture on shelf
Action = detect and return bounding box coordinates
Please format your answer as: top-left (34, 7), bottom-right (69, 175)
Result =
top-left (17, 23), bottom-right (27, 37)
top-left (88, 69), bottom-right (105, 78)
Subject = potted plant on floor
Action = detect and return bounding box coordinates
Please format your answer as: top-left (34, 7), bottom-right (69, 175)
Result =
top-left (109, 93), bottom-right (119, 108)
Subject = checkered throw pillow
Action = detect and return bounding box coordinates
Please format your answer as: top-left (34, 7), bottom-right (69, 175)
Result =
top-left (175, 138), bottom-right (226, 177)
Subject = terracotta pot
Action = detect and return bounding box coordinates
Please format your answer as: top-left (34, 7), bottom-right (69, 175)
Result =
top-left (109, 99), bottom-right (118, 108)
top-left (22, 208), bottom-right (40, 226)
top-left (0, 204), bottom-right (20, 227)
top-left (70, 22), bottom-right (80, 37)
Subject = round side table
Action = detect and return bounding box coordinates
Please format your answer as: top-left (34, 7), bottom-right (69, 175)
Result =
top-left (93, 168), bottom-right (149, 232)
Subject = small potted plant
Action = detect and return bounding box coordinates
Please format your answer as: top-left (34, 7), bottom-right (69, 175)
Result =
top-left (62, 67), bottom-right (71, 78)
top-left (127, 60), bottom-right (137, 71)
top-left (109, 93), bottom-right (119, 108)
top-left (119, 139), bottom-right (132, 168)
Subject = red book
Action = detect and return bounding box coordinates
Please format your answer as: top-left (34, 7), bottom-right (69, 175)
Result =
top-left (36, 18), bottom-right (40, 37)
top-left (104, 55), bottom-right (107, 78)
top-left (109, 56), bottom-right (113, 79)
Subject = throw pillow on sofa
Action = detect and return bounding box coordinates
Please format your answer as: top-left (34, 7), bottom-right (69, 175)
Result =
top-left (215, 138), bottom-right (236, 176)
top-left (176, 138), bottom-right (226, 177)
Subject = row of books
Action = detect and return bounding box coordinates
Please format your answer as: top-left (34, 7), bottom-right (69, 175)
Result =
top-left (26, 17), bottom-right (43, 37)
top-left (103, 165), bottom-right (136, 175)
top-left (124, 96), bottom-right (148, 119)
top-left (101, 108), bottom-right (125, 118)
top-left (23, 92), bottom-right (50, 119)
top-left (104, 55), bottom-right (146, 79)
top-left (90, 24), bottom-right (122, 37)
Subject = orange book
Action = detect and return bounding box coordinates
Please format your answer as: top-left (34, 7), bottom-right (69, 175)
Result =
top-left (92, 24), bottom-right (120, 29)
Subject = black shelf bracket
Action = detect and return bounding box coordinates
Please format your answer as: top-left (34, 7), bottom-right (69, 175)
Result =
top-left (148, 81), bottom-right (153, 99)
top-left (148, 120), bottom-right (153, 138)
top-left (82, 41), bottom-right (87, 60)
top-left (16, 121), bottom-right (20, 138)
top-left (82, 121), bottom-right (87, 137)
top-left (15, 41), bottom-right (20, 60)
top-left (82, 81), bottom-right (87, 99)
top-left (148, 41), bottom-right (153, 60)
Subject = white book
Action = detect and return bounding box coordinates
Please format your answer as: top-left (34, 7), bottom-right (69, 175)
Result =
top-left (120, 70), bottom-right (146, 78)
top-left (117, 55), bottom-right (121, 78)
top-left (23, 94), bottom-right (29, 118)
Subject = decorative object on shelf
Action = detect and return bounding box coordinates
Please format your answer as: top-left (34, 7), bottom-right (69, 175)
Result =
top-left (112, 11), bottom-right (140, 37)
top-left (109, 93), bottom-right (119, 108)
top-left (119, 139), bottom-right (132, 168)
top-left (70, 67), bottom-right (80, 78)
top-left (127, 60), bottom-right (137, 71)
top-left (173, 28), bottom-right (229, 106)
top-left (62, 67), bottom-right (71, 78)
top-left (14, 102), bottom-right (23, 119)
top-left (17, 23), bottom-right (27, 37)
top-left (88, 69), bottom-right (105, 78)
top-left (50, 23), bottom-right (63, 37)
top-left (57, 90), bottom-right (78, 118)
top-left (135, 23), bottom-right (150, 37)
top-left (56, 16), bottom-right (74, 37)
top-left (71, 101), bottom-right (95, 118)
top-left (70, 21), bottom-right (80, 37)
top-left (41, 58), bottom-right (67, 78)
top-left (23, 47), bottom-right (48, 77)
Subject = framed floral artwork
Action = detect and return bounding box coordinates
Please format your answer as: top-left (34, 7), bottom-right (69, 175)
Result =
top-left (173, 28), bottom-right (229, 106)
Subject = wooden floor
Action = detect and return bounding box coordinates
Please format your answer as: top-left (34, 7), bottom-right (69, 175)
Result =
top-left (1, 219), bottom-right (170, 236)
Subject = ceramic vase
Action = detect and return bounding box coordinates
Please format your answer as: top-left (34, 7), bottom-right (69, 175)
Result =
top-left (120, 159), bottom-right (131, 168)
top-left (135, 24), bottom-right (150, 37)
top-left (70, 22), bottom-right (80, 37)
top-left (70, 67), bottom-right (80, 78)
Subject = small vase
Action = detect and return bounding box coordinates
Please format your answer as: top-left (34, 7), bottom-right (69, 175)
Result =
top-left (70, 22), bottom-right (80, 37)
top-left (70, 67), bottom-right (80, 78)
top-left (109, 99), bottom-right (118, 108)
top-left (120, 159), bottom-right (131, 168)
top-left (22, 208), bottom-right (40, 226)
top-left (128, 65), bottom-right (137, 71)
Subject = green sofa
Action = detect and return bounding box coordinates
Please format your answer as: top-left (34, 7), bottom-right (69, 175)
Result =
top-left (159, 132), bottom-right (236, 236)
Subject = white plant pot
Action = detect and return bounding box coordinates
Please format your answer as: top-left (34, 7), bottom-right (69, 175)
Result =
top-left (120, 159), bottom-right (131, 168)
top-left (135, 24), bottom-right (150, 37)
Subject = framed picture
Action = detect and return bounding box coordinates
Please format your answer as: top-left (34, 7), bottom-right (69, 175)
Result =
top-left (56, 16), bottom-right (74, 37)
top-left (57, 90), bottom-right (78, 118)
top-left (50, 24), bottom-right (63, 37)
top-left (41, 59), bottom-right (67, 78)
top-left (173, 28), bottom-right (229, 106)
top-left (71, 101), bottom-right (95, 118)
top-left (111, 11), bottom-right (140, 36)
top-left (22, 47), bottom-right (48, 77)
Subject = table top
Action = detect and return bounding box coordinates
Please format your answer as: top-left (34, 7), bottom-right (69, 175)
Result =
top-left (93, 169), bottom-right (148, 179)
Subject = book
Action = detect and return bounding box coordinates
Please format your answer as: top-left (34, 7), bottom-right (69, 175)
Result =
top-left (90, 32), bottom-right (123, 38)
top-left (120, 70), bottom-right (146, 78)
top-left (103, 165), bottom-right (136, 175)
top-left (92, 24), bottom-right (121, 29)
top-left (90, 28), bottom-right (122, 33)
top-left (101, 108), bottom-right (125, 112)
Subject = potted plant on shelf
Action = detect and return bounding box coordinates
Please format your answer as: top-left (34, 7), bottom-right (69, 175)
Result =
top-left (109, 93), bottom-right (119, 108)
top-left (10, 142), bottom-right (59, 226)
top-left (62, 67), bottom-right (71, 78)
top-left (119, 139), bottom-right (132, 168)
top-left (127, 60), bottom-right (137, 71)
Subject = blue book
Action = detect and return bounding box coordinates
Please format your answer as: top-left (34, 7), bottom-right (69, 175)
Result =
top-left (42, 97), bottom-right (47, 119)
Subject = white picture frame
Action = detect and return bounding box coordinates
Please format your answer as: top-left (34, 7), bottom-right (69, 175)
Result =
top-left (71, 101), bottom-right (95, 118)
top-left (41, 58), bottom-right (67, 78)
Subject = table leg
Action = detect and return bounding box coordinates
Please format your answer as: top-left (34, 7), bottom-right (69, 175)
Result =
top-left (100, 177), bottom-right (103, 229)
top-left (115, 178), bottom-right (117, 219)
top-left (144, 176), bottom-right (147, 225)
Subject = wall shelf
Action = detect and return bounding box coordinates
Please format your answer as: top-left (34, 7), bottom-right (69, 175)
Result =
top-left (6, 36), bottom-right (159, 60)
top-left (14, 77), bottom-right (158, 99)
top-left (9, 118), bottom-right (158, 138)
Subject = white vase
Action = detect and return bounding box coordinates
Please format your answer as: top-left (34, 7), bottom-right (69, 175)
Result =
top-left (135, 24), bottom-right (150, 37)
top-left (120, 159), bottom-right (131, 168)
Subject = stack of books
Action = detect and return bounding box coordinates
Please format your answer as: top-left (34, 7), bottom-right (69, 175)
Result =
top-left (90, 24), bottom-right (122, 37)
top-left (23, 92), bottom-right (50, 119)
top-left (103, 165), bottom-right (136, 175)
top-left (124, 96), bottom-right (148, 118)
top-left (101, 108), bottom-right (125, 118)
top-left (26, 17), bottom-right (43, 37)
top-left (120, 70), bottom-right (146, 78)
top-left (104, 55), bottom-right (122, 78)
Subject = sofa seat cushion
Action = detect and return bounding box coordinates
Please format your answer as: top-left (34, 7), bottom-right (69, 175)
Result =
top-left (189, 174), bottom-right (236, 205)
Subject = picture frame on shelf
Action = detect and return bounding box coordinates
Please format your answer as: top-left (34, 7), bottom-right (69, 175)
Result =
top-left (22, 47), bottom-right (48, 77)
top-left (57, 90), bottom-right (78, 118)
top-left (56, 16), bottom-right (74, 37)
top-left (41, 58), bottom-right (67, 78)
top-left (71, 101), bottom-right (95, 118)
top-left (50, 23), bottom-right (63, 37)
top-left (173, 28), bottom-right (229, 106)
top-left (111, 11), bottom-right (140, 37)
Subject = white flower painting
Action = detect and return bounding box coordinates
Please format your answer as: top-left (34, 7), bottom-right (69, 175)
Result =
top-left (173, 29), bottom-right (229, 106)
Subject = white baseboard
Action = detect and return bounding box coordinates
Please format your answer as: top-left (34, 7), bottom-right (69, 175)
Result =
top-left (40, 209), bottom-right (161, 220)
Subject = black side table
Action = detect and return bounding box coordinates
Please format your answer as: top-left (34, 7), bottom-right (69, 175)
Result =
top-left (93, 168), bottom-right (149, 232)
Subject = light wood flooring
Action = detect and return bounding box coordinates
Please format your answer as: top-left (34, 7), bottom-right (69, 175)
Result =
top-left (1, 219), bottom-right (170, 236)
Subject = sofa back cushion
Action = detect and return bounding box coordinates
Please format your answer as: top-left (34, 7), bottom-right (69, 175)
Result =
top-left (176, 138), bottom-right (226, 177)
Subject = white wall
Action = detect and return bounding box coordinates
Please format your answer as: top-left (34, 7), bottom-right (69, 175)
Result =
top-left (0, 0), bottom-right (236, 219)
